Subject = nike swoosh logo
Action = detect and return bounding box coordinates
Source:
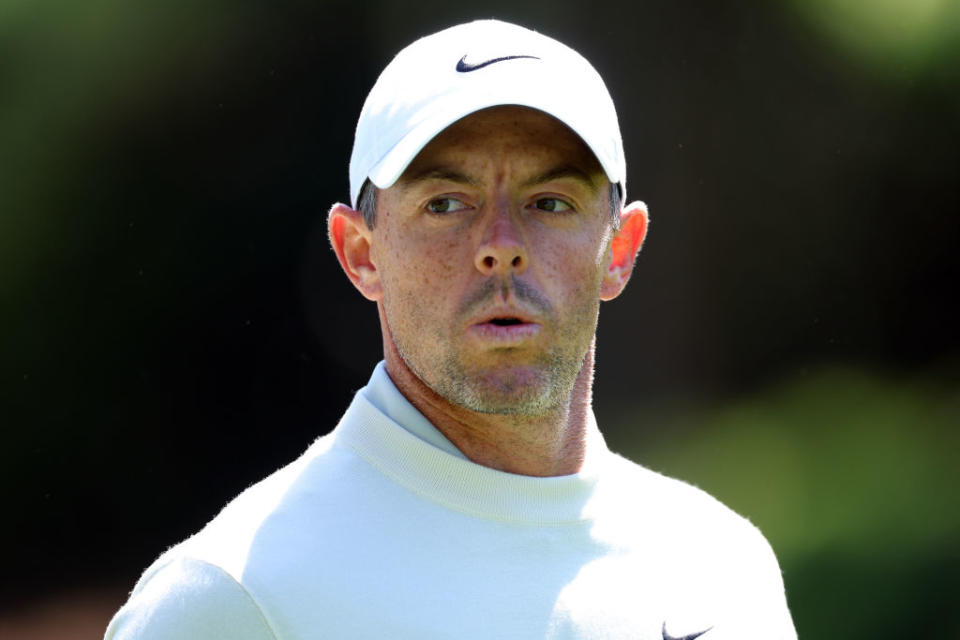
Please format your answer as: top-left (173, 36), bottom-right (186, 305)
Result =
top-left (662, 621), bottom-right (712, 640)
top-left (455, 54), bottom-right (540, 72)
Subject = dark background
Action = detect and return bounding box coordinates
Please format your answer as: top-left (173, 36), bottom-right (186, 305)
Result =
top-left (2, 0), bottom-right (958, 636)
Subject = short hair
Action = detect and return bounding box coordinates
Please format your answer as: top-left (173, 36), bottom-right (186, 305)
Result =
top-left (357, 179), bottom-right (379, 229)
top-left (357, 179), bottom-right (622, 230)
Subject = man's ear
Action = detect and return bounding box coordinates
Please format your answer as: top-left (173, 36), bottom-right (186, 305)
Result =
top-left (328, 203), bottom-right (381, 301)
top-left (600, 201), bottom-right (649, 301)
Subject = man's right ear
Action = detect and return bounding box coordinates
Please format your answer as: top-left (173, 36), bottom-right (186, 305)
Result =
top-left (328, 203), bottom-right (381, 301)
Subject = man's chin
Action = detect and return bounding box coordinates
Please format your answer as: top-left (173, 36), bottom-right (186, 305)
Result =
top-left (440, 365), bottom-right (566, 416)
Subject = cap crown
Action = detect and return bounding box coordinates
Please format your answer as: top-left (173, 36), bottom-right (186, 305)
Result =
top-left (349, 20), bottom-right (626, 208)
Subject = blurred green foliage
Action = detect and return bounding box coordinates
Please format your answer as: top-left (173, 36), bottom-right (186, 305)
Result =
top-left (1, 0), bottom-right (247, 289)
top-left (782, 0), bottom-right (960, 82)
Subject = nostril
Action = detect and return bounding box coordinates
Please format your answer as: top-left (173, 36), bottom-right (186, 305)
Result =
top-left (483, 256), bottom-right (495, 269)
top-left (511, 255), bottom-right (522, 267)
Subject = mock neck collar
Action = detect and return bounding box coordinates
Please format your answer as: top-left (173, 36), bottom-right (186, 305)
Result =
top-left (333, 364), bottom-right (611, 524)
top-left (361, 361), bottom-right (467, 460)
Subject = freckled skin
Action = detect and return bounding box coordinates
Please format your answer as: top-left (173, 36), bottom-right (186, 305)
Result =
top-left (328, 106), bottom-right (648, 476)
top-left (373, 108), bottom-right (612, 416)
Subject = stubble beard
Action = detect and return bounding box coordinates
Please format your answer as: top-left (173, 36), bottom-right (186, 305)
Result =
top-left (434, 330), bottom-right (589, 416)
top-left (385, 275), bottom-right (599, 418)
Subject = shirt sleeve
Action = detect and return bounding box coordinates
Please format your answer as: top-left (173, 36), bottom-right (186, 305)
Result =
top-left (104, 556), bottom-right (278, 640)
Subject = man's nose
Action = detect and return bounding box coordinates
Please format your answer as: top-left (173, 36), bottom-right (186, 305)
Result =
top-left (474, 205), bottom-right (528, 276)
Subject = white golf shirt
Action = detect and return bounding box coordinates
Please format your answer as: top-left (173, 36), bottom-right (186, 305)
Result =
top-left (105, 362), bottom-right (796, 639)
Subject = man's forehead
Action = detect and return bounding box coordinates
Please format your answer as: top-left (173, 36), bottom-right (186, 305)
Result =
top-left (397, 164), bottom-right (603, 198)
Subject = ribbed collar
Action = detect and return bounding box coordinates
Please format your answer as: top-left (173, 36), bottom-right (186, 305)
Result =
top-left (331, 366), bottom-right (611, 525)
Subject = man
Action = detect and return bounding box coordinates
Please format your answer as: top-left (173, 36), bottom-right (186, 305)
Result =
top-left (106, 20), bottom-right (796, 639)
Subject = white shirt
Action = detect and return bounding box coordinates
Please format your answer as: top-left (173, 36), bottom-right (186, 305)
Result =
top-left (105, 363), bottom-right (796, 639)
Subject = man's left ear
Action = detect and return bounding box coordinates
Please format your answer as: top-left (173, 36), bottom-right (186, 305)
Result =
top-left (600, 201), bottom-right (649, 301)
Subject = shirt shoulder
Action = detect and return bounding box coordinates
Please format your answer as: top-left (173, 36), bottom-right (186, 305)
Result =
top-left (184, 432), bottom-right (340, 575)
top-left (104, 556), bottom-right (277, 640)
top-left (600, 452), bottom-right (797, 638)
top-left (104, 432), bottom-right (344, 639)
top-left (603, 451), bottom-right (773, 547)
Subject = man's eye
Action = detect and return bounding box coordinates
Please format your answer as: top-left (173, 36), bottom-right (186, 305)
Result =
top-left (533, 198), bottom-right (573, 212)
top-left (426, 197), bottom-right (468, 214)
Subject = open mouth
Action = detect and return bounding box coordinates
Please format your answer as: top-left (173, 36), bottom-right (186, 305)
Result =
top-left (489, 317), bottom-right (524, 326)
top-left (470, 313), bottom-right (540, 342)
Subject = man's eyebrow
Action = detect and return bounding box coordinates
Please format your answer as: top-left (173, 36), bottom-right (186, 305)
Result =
top-left (521, 165), bottom-right (600, 193)
top-left (398, 166), bottom-right (481, 188)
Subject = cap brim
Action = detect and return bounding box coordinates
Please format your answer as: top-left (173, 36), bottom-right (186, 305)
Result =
top-left (365, 98), bottom-right (625, 202)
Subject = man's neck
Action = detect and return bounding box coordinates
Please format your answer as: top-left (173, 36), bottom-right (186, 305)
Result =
top-left (382, 338), bottom-right (596, 478)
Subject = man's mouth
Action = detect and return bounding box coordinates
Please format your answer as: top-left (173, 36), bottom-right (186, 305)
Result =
top-left (469, 311), bottom-right (541, 343)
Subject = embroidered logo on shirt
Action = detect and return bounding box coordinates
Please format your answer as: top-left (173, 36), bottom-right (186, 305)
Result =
top-left (662, 621), bottom-right (712, 640)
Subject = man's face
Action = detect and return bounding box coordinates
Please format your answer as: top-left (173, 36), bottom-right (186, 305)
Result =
top-left (371, 106), bottom-right (618, 416)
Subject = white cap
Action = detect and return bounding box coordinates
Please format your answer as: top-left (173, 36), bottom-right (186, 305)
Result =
top-left (348, 19), bottom-right (626, 208)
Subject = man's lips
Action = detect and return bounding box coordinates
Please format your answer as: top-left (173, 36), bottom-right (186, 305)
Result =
top-left (474, 308), bottom-right (537, 324)
top-left (468, 308), bottom-right (541, 343)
